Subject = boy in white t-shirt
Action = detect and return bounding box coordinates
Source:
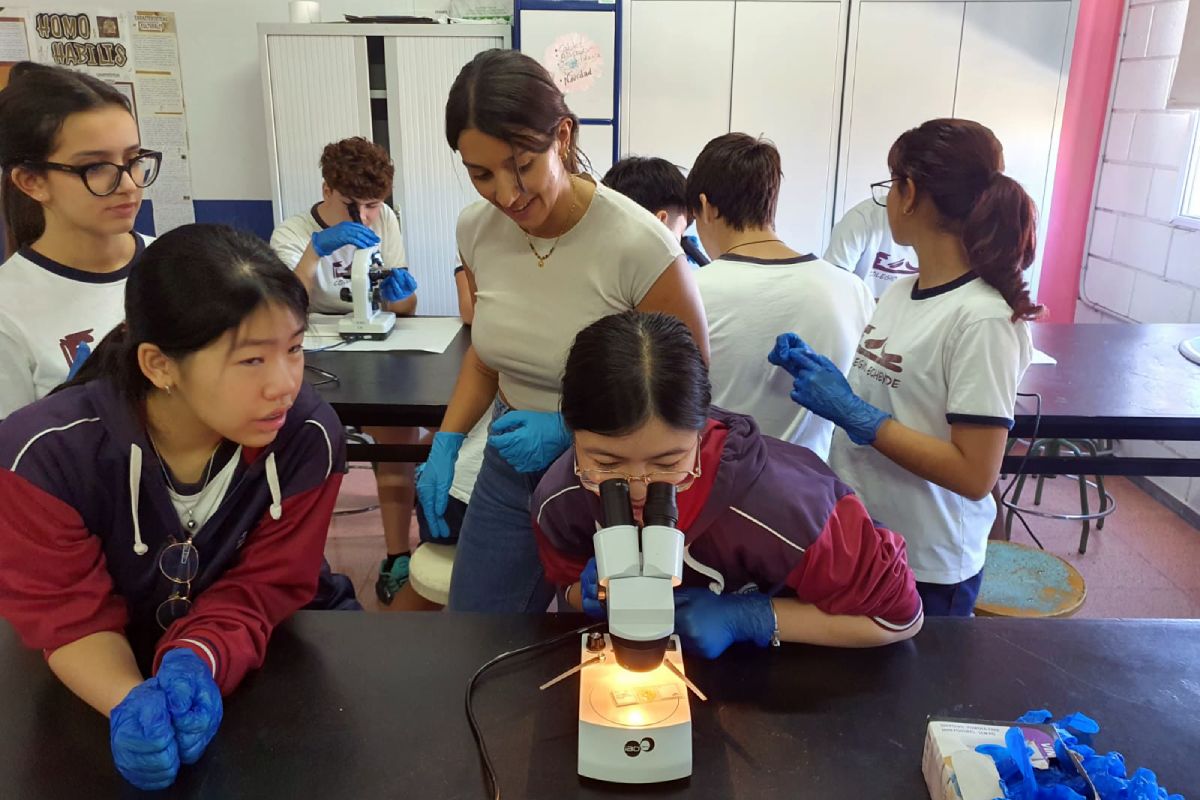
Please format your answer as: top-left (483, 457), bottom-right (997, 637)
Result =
top-left (270, 137), bottom-right (419, 606)
top-left (685, 133), bottom-right (873, 459)
top-left (270, 136), bottom-right (417, 316)
top-left (825, 197), bottom-right (918, 300)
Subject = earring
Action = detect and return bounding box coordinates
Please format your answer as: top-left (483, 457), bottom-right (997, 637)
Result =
top-left (164, 384), bottom-right (173, 396)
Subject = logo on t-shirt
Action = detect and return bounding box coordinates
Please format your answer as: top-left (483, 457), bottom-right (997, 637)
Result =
top-left (852, 326), bottom-right (903, 388)
top-left (871, 251), bottom-right (917, 276)
top-left (331, 258), bottom-right (351, 281)
top-left (59, 328), bottom-right (95, 368)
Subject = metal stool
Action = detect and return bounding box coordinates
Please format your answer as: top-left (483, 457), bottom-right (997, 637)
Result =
top-left (1003, 438), bottom-right (1116, 554)
top-left (976, 541), bottom-right (1086, 618)
top-left (334, 428), bottom-right (380, 517)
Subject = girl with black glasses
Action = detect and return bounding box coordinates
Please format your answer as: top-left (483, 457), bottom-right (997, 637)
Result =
top-left (0, 225), bottom-right (346, 790)
top-left (0, 61), bottom-right (160, 417)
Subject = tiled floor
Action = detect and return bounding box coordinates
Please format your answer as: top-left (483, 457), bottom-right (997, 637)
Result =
top-left (326, 463), bottom-right (1200, 618)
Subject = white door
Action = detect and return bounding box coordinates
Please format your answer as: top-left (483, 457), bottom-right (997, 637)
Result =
top-left (386, 34), bottom-right (506, 317)
top-left (954, 0), bottom-right (1071, 293)
top-left (626, 0), bottom-right (735, 170)
top-left (836, 1), bottom-right (964, 218)
top-left (731, 0), bottom-right (845, 253)
top-left (263, 35), bottom-right (372, 222)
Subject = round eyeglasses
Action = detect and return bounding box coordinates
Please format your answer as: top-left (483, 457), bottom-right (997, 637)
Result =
top-left (155, 537), bottom-right (199, 630)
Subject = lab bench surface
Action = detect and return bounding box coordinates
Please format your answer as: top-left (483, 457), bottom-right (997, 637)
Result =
top-left (2, 613), bottom-right (1197, 798)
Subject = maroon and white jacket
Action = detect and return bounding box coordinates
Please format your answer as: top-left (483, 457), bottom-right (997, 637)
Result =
top-left (533, 408), bottom-right (923, 631)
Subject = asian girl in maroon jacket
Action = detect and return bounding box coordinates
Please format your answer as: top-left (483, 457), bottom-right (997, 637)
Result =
top-left (0, 224), bottom-right (346, 790)
top-left (532, 311), bottom-right (922, 658)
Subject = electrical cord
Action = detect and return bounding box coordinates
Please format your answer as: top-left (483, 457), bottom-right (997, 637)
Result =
top-left (466, 621), bottom-right (604, 800)
top-left (1001, 391), bottom-right (1045, 549)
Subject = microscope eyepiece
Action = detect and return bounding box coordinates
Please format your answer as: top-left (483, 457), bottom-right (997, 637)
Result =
top-left (643, 482), bottom-right (678, 528)
top-left (599, 478), bottom-right (635, 527)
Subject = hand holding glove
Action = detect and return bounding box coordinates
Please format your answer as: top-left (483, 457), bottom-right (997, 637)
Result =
top-left (109, 679), bottom-right (180, 791)
top-left (156, 649), bottom-right (223, 765)
top-left (673, 588), bottom-right (776, 659)
top-left (380, 269), bottom-right (418, 304)
top-left (489, 410), bottom-right (571, 473)
top-left (416, 432), bottom-right (466, 539)
top-left (768, 333), bottom-right (890, 445)
top-left (310, 221), bottom-right (379, 257)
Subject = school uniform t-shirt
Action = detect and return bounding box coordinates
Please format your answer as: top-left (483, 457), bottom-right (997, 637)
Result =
top-left (696, 254), bottom-right (873, 459)
top-left (270, 203), bottom-right (407, 314)
top-left (824, 199), bottom-right (918, 300)
top-left (0, 233), bottom-right (149, 418)
top-left (828, 273), bottom-right (1032, 584)
top-left (458, 178), bottom-right (682, 413)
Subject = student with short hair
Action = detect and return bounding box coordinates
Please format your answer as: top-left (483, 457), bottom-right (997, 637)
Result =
top-left (686, 133), bottom-right (873, 459)
top-left (533, 311), bottom-right (922, 658)
top-left (0, 224), bottom-right (346, 790)
top-left (602, 156), bottom-right (709, 267)
top-left (0, 62), bottom-right (157, 418)
top-left (825, 196), bottom-right (918, 300)
top-left (271, 137), bottom-right (419, 604)
top-left (773, 119), bottom-right (1036, 617)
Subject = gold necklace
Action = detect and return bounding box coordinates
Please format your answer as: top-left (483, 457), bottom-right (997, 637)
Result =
top-left (525, 180), bottom-right (579, 268)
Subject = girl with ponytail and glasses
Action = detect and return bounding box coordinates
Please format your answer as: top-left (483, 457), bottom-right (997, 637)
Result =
top-left (0, 225), bottom-right (346, 790)
top-left (771, 119), bottom-right (1038, 617)
top-left (0, 62), bottom-right (159, 417)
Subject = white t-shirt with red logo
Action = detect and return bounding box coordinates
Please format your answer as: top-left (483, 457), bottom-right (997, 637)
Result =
top-left (828, 273), bottom-right (1031, 585)
top-left (0, 233), bottom-right (149, 418)
top-left (824, 199), bottom-right (918, 300)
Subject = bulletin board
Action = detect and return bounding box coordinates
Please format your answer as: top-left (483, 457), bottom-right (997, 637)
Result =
top-left (516, 0), bottom-right (620, 166)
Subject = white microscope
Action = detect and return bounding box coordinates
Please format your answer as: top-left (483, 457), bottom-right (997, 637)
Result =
top-left (336, 244), bottom-right (397, 341)
top-left (543, 479), bottom-right (703, 784)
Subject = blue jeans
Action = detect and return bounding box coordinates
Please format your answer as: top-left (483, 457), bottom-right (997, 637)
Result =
top-left (916, 570), bottom-right (983, 617)
top-left (447, 404), bottom-right (555, 613)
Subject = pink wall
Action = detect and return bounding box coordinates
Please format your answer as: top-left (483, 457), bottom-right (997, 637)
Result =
top-left (1037, 0), bottom-right (1127, 322)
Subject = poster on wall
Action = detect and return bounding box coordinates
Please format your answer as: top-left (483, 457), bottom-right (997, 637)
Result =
top-left (4, 7), bottom-right (196, 234)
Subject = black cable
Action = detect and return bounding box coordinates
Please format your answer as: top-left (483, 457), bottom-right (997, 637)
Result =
top-left (466, 622), bottom-right (604, 800)
top-left (1001, 392), bottom-right (1045, 549)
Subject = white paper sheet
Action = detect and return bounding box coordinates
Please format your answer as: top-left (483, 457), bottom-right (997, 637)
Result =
top-left (1030, 347), bottom-right (1056, 366)
top-left (304, 316), bottom-right (464, 354)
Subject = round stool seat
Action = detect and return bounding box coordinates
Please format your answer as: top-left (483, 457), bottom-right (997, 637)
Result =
top-left (976, 541), bottom-right (1086, 618)
top-left (409, 543), bottom-right (457, 605)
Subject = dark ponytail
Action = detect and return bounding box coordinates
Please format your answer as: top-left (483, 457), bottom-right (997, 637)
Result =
top-left (561, 311), bottom-right (710, 436)
top-left (58, 224), bottom-right (308, 402)
top-left (888, 118), bottom-right (1044, 321)
top-left (0, 62), bottom-right (132, 257)
top-left (445, 49), bottom-right (587, 174)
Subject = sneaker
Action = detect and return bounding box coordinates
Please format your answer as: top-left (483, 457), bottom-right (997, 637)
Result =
top-left (375, 555), bottom-right (410, 605)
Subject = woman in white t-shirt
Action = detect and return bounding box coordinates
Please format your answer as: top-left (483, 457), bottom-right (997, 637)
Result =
top-left (0, 62), bottom-right (157, 418)
top-left (771, 119), bottom-right (1037, 616)
top-left (418, 49), bottom-right (709, 612)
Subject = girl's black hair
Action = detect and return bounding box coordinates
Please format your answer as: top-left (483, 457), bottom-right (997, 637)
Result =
top-left (445, 49), bottom-right (586, 173)
top-left (0, 61), bottom-right (133, 256)
top-left (561, 311), bottom-right (711, 435)
top-left (58, 224), bottom-right (308, 402)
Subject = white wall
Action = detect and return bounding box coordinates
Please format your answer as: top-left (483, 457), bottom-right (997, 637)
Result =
top-left (20, 0), bottom-right (448, 201)
top-left (1080, 0), bottom-right (1200, 514)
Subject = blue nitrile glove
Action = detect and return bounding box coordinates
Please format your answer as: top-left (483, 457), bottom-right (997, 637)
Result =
top-left (156, 649), bottom-right (223, 765)
top-left (578, 557), bottom-right (603, 619)
top-left (109, 678), bottom-right (180, 791)
top-left (310, 221), bottom-right (379, 257)
top-left (672, 588), bottom-right (775, 660)
top-left (489, 410), bottom-right (571, 473)
top-left (415, 432), bottom-right (466, 539)
top-left (66, 341), bottom-right (91, 380)
top-left (380, 268), bottom-right (418, 304)
top-left (768, 332), bottom-right (890, 446)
